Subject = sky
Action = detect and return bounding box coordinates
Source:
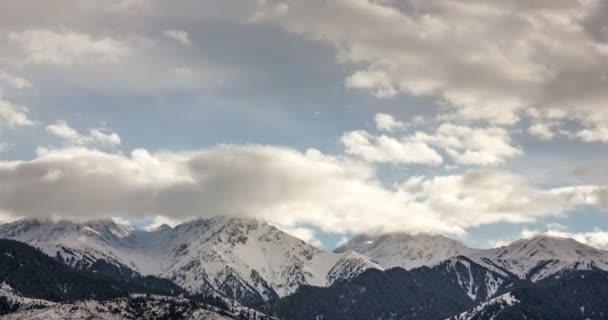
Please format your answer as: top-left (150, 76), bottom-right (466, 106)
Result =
top-left (1, 0), bottom-right (608, 250)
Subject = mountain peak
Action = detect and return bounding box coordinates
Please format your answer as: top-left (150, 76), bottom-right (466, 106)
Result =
top-left (335, 232), bottom-right (478, 269)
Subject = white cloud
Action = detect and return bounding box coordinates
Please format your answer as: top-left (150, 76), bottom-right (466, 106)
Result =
top-left (46, 121), bottom-right (85, 143)
top-left (163, 29), bottom-right (191, 46)
top-left (8, 29), bottom-right (132, 65)
top-left (0, 145), bottom-right (460, 235)
top-left (528, 122), bottom-right (555, 141)
top-left (401, 169), bottom-right (593, 228)
top-left (46, 121), bottom-right (121, 147)
top-left (374, 113), bottom-right (405, 131)
top-left (0, 97), bottom-right (35, 127)
top-left (0, 70), bottom-right (31, 90)
top-left (278, 226), bottom-right (324, 248)
top-left (0, 145), bottom-right (598, 236)
top-left (144, 215), bottom-right (180, 231)
top-left (90, 129), bottom-right (121, 146)
top-left (576, 125), bottom-right (608, 143)
top-left (411, 123), bottom-right (522, 166)
top-left (341, 130), bottom-right (443, 165)
top-left (252, 0), bottom-right (608, 133)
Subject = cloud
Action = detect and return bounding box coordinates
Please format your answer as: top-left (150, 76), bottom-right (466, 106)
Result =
top-left (163, 29), bottom-right (191, 46)
top-left (8, 29), bottom-right (132, 65)
top-left (0, 145), bottom-right (599, 236)
top-left (374, 113), bottom-right (405, 131)
top-left (0, 97), bottom-right (35, 127)
top-left (90, 129), bottom-right (121, 146)
top-left (143, 215), bottom-right (180, 231)
top-left (277, 226), bottom-right (324, 248)
top-left (410, 123), bottom-right (523, 166)
top-left (46, 121), bottom-right (121, 147)
top-left (0, 145), bottom-right (457, 235)
top-left (576, 125), bottom-right (608, 143)
top-left (0, 70), bottom-right (31, 90)
top-left (341, 130), bottom-right (443, 165)
top-left (252, 0), bottom-right (608, 135)
top-left (401, 169), bottom-right (594, 228)
top-left (528, 122), bottom-right (556, 141)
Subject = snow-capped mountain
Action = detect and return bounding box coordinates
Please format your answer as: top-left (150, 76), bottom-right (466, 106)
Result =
top-left (334, 231), bottom-right (608, 285)
top-left (334, 232), bottom-right (479, 269)
top-left (470, 235), bottom-right (608, 281)
top-left (0, 217), bottom-right (379, 304)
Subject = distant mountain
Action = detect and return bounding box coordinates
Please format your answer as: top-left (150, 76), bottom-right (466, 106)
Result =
top-left (470, 235), bottom-right (608, 281)
top-left (336, 232), bottom-right (608, 285)
top-left (334, 233), bottom-right (478, 269)
top-left (4, 218), bottom-right (608, 319)
top-left (0, 217), bottom-right (378, 305)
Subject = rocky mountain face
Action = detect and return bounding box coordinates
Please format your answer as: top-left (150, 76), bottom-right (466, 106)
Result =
top-left (336, 232), bottom-right (608, 284)
top-left (334, 232), bottom-right (479, 270)
top-left (469, 235), bottom-right (608, 281)
top-left (3, 217), bottom-right (608, 319)
top-left (0, 217), bottom-right (379, 305)
top-left (418, 256), bottom-right (511, 302)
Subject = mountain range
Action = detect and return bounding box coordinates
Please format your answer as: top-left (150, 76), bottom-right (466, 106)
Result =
top-left (2, 217), bottom-right (608, 319)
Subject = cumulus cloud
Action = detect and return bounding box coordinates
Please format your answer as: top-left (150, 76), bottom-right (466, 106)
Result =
top-left (401, 169), bottom-right (593, 228)
top-left (0, 70), bottom-right (31, 90)
top-left (0, 97), bottom-right (35, 127)
top-left (8, 29), bottom-right (132, 65)
top-left (46, 121), bottom-right (121, 147)
top-left (374, 113), bottom-right (405, 131)
top-left (0, 145), bottom-right (599, 236)
top-left (411, 123), bottom-right (523, 166)
top-left (341, 130), bottom-right (443, 165)
top-left (253, 0), bottom-right (608, 136)
top-left (163, 29), bottom-right (191, 46)
top-left (528, 122), bottom-right (556, 141)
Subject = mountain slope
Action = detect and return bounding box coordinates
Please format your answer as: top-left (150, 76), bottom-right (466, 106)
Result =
top-left (0, 239), bottom-right (183, 303)
top-left (0, 217), bottom-right (379, 305)
top-left (450, 270), bottom-right (608, 320)
top-left (470, 235), bottom-right (608, 281)
top-left (265, 267), bottom-right (475, 320)
top-left (335, 233), bottom-right (479, 270)
top-left (413, 256), bottom-right (512, 302)
top-left (2, 293), bottom-right (270, 320)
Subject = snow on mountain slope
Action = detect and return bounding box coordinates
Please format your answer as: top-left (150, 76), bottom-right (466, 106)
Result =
top-left (326, 251), bottom-right (384, 285)
top-left (0, 218), bottom-right (143, 271)
top-left (469, 235), bottom-right (608, 281)
top-left (448, 292), bottom-right (520, 320)
top-left (429, 256), bottom-right (509, 302)
top-left (159, 217), bottom-right (379, 299)
top-left (0, 217), bottom-right (378, 303)
top-left (335, 233), bottom-right (479, 269)
top-left (0, 282), bottom-right (55, 312)
top-left (1, 294), bottom-right (253, 320)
